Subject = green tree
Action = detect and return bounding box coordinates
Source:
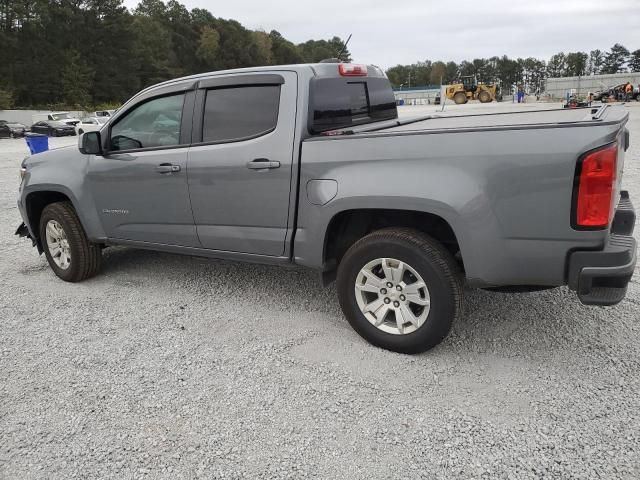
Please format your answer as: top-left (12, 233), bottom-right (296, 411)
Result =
top-left (445, 61), bottom-right (458, 83)
top-left (458, 60), bottom-right (475, 77)
top-left (252, 31), bottom-right (273, 65)
top-left (131, 12), bottom-right (174, 88)
top-left (601, 43), bottom-right (629, 73)
top-left (269, 30), bottom-right (303, 65)
top-left (495, 55), bottom-right (521, 89)
top-left (521, 57), bottom-right (546, 92)
top-left (386, 62), bottom-right (432, 88)
top-left (588, 49), bottom-right (604, 75)
top-left (547, 53), bottom-right (567, 78)
top-left (297, 36), bottom-right (351, 63)
top-left (629, 49), bottom-right (640, 73)
top-left (429, 61), bottom-right (446, 85)
top-left (565, 52), bottom-right (588, 76)
top-left (0, 86), bottom-right (13, 109)
top-left (61, 50), bottom-right (94, 107)
top-left (196, 25), bottom-right (220, 67)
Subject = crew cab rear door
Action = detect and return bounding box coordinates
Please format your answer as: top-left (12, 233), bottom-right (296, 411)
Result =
top-left (187, 71), bottom-right (297, 256)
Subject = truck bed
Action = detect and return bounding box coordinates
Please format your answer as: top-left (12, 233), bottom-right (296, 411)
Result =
top-left (297, 104), bottom-right (629, 288)
top-left (321, 105), bottom-right (622, 137)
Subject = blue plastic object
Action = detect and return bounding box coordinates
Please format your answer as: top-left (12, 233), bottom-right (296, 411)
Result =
top-left (25, 133), bottom-right (49, 155)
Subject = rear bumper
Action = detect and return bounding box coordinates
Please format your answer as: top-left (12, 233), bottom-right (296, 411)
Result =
top-left (568, 191), bottom-right (636, 306)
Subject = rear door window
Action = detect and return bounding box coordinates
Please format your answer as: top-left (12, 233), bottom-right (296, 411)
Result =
top-left (202, 86), bottom-right (280, 143)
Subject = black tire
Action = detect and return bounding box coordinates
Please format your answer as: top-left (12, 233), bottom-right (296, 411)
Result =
top-left (39, 201), bottom-right (102, 282)
top-left (453, 92), bottom-right (467, 105)
top-left (336, 228), bottom-right (463, 354)
top-left (478, 91), bottom-right (491, 103)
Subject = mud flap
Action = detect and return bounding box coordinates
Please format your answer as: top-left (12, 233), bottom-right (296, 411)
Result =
top-left (15, 222), bottom-right (41, 251)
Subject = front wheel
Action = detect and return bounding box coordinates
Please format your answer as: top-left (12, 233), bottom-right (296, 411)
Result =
top-left (478, 91), bottom-right (492, 103)
top-left (336, 228), bottom-right (463, 354)
top-left (453, 92), bottom-right (467, 104)
top-left (39, 201), bottom-right (102, 282)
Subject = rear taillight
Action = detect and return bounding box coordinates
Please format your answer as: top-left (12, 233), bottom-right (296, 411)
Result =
top-left (574, 143), bottom-right (618, 228)
top-left (338, 63), bottom-right (367, 77)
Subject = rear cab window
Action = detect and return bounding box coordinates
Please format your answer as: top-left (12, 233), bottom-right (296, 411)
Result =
top-left (308, 72), bottom-right (397, 134)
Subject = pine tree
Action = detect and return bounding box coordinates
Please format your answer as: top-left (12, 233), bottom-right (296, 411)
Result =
top-left (629, 49), bottom-right (640, 73)
top-left (601, 44), bottom-right (630, 74)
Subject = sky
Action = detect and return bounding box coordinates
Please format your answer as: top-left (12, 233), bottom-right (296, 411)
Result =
top-left (123, 0), bottom-right (639, 69)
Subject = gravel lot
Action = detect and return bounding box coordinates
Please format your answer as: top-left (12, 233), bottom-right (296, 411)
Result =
top-left (1, 104), bottom-right (639, 479)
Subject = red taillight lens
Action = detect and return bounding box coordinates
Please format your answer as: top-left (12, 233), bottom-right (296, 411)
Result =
top-left (338, 63), bottom-right (367, 77)
top-left (575, 143), bottom-right (618, 228)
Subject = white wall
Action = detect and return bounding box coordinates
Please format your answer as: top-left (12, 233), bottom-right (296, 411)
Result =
top-left (0, 110), bottom-right (85, 125)
top-left (545, 73), bottom-right (640, 99)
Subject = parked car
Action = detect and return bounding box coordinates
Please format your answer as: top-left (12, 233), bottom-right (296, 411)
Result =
top-left (15, 62), bottom-right (636, 354)
top-left (0, 120), bottom-right (28, 138)
top-left (47, 112), bottom-right (81, 126)
top-left (93, 110), bottom-right (116, 118)
top-left (76, 116), bottom-right (108, 135)
top-left (30, 121), bottom-right (76, 137)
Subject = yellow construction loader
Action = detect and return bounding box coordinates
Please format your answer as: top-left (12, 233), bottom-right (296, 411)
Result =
top-left (445, 75), bottom-right (498, 104)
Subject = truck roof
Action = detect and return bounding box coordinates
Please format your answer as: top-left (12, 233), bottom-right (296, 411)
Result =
top-left (135, 62), bottom-right (387, 97)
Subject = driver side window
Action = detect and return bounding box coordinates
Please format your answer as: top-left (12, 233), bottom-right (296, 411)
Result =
top-left (110, 93), bottom-right (185, 151)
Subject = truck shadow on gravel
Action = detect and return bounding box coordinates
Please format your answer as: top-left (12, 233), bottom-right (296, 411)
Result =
top-left (100, 247), bottom-right (624, 355)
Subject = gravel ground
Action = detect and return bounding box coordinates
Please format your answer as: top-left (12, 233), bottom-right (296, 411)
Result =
top-left (1, 104), bottom-right (639, 479)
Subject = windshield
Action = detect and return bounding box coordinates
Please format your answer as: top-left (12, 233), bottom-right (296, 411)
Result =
top-left (51, 113), bottom-right (72, 120)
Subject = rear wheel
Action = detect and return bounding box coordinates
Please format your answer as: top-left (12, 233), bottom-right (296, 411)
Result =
top-left (478, 91), bottom-right (492, 103)
top-left (39, 201), bottom-right (102, 282)
top-left (453, 92), bottom-right (467, 104)
top-left (337, 228), bottom-right (463, 354)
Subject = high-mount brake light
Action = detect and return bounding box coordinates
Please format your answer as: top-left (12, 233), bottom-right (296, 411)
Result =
top-left (574, 143), bottom-right (618, 228)
top-left (338, 64), bottom-right (368, 77)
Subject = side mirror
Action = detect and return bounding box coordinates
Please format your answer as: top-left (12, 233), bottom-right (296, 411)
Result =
top-left (79, 131), bottom-right (103, 155)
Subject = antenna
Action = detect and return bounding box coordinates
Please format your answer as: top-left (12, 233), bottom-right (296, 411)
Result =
top-left (336, 34), bottom-right (352, 62)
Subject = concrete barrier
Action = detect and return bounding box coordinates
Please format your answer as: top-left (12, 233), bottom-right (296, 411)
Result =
top-left (545, 73), bottom-right (640, 99)
top-left (0, 110), bottom-right (85, 126)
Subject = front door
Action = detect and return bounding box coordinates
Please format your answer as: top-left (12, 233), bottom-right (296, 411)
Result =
top-left (187, 72), bottom-right (297, 256)
top-left (88, 91), bottom-right (199, 247)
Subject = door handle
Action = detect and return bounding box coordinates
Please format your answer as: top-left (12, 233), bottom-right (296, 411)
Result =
top-left (246, 158), bottom-right (280, 170)
top-left (156, 163), bottom-right (181, 174)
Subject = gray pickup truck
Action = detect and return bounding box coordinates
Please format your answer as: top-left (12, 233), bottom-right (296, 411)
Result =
top-left (16, 62), bottom-right (636, 353)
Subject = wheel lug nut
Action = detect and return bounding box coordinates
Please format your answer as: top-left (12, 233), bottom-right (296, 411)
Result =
top-left (380, 288), bottom-right (387, 295)
top-left (393, 301), bottom-right (400, 308)
top-left (396, 285), bottom-right (402, 291)
top-left (400, 295), bottom-right (406, 301)
top-left (386, 282), bottom-right (393, 288)
top-left (384, 298), bottom-right (391, 304)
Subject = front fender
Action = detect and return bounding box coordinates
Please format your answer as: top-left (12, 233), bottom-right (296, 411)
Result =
top-left (19, 147), bottom-right (105, 241)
